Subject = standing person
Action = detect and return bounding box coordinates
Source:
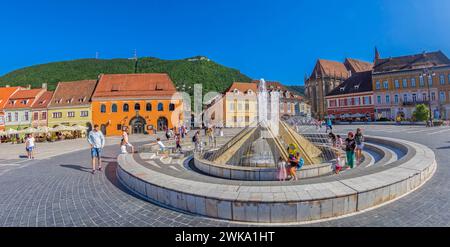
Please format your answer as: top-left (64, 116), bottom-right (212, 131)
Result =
top-left (121, 127), bottom-right (135, 153)
top-left (288, 152), bottom-right (299, 181)
top-left (193, 131), bottom-right (201, 152)
top-left (344, 132), bottom-right (356, 169)
top-left (277, 157), bottom-right (287, 181)
top-left (87, 124), bottom-right (105, 174)
top-left (335, 135), bottom-right (343, 149)
top-left (25, 134), bottom-right (36, 159)
top-left (355, 128), bottom-right (365, 164)
top-left (326, 118), bottom-right (333, 133)
top-left (175, 133), bottom-right (182, 153)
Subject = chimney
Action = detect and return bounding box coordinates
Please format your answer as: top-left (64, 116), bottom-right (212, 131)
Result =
top-left (27, 84), bottom-right (31, 89)
top-left (42, 83), bottom-right (47, 90)
top-left (5, 84), bottom-right (10, 87)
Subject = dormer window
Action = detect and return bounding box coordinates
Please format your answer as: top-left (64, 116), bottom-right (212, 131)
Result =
top-left (78, 97), bottom-right (86, 103)
top-left (66, 98), bottom-right (73, 103)
top-left (354, 85), bottom-right (360, 90)
top-left (111, 84), bottom-right (120, 92)
top-left (233, 89), bottom-right (239, 94)
top-left (55, 99), bottom-right (62, 104)
top-left (247, 90), bottom-right (253, 95)
top-left (340, 87), bottom-right (345, 92)
top-left (21, 100), bottom-right (28, 105)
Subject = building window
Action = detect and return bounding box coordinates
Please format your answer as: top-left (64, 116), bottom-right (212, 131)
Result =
top-left (422, 93), bottom-right (427, 101)
top-left (403, 94), bottom-right (408, 103)
top-left (80, 111), bottom-right (89, 117)
top-left (402, 79), bottom-right (408, 88)
top-left (245, 100), bottom-right (250, 111)
top-left (41, 112), bottom-right (47, 120)
top-left (7, 113), bottom-right (11, 122)
top-left (101, 104), bottom-right (106, 113)
top-left (419, 76), bottom-right (425, 87)
top-left (34, 112), bottom-right (39, 121)
top-left (24, 112), bottom-right (29, 121)
top-left (394, 95), bottom-right (399, 104)
top-left (233, 116), bottom-right (237, 123)
top-left (158, 103), bottom-right (164, 111)
top-left (134, 103), bottom-right (141, 111)
top-left (428, 76), bottom-right (433, 86)
top-left (394, 80), bottom-right (400, 88)
top-left (14, 112), bottom-right (18, 121)
top-left (375, 81), bottom-right (381, 90)
top-left (412, 94), bottom-right (417, 102)
top-left (439, 91), bottom-right (446, 102)
top-left (67, 111), bottom-right (75, 118)
top-left (169, 103), bottom-right (175, 111)
top-left (377, 96), bottom-right (381, 104)
top-left (52, 112), bottom-right (62, 119)
top-left (411, 78), bottom-right (416, 87)
top-left (383, 81), bottom-right (389, 89)
top-left (364, 96), bottom-right (370, 105)
top-left (355, 97), bottom-right (360, 105)
top-left (440, 74), bottom-right (445, 85)
top-left (123, 103), bottom-right (129, 112)
top-left (431, 92), bottom-right (436, 101)
top-left (386, 95), bottom-right (390, 104)
top-left (146, 103), bottom-right (152, 111)
top-left (245, 116), bottom-right (250, 123)
top-left (448, 74), bottom-right (450, 84)
top-left (112, 104), bottom-right (118, 112)
top-left (117, 124), bottom-right (122, 131)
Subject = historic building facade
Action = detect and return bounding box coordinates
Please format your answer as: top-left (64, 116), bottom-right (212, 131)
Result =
top-left (31, 90), bottom-right (53, 128)
top-left (325, 71), bottom-right (374, 121)
top-left (4, 88), bottom-right (46, 130)
top-left (372, 51), bottom-right (450, 120)
top-left (91, 73), bottom-right (183, 136)
top-left (47, 80), bottom-right (97, 130)
top-left (223, 82), bottom-right (258, 128)
top-left (0, 86), bottom-right (22, 131)
top-left (305, 58), bottom-right (373, 119)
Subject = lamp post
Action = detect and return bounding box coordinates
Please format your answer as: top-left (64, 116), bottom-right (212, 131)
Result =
top-left (420, 68), bottom-right (435, 126)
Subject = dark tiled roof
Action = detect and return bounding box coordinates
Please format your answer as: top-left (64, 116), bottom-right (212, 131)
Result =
top-left (373, 51), bottom-right (450, 73)
top-left (326, 71), bottom-right (372, 97)
top-left (32, 91), bottom-right (53, 109)
top-left (315, 59), bottom-right (350, 78)
top-left (49, 80), bottom-right (97, 107)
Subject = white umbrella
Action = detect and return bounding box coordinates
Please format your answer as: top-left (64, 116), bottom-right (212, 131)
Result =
top-left (0, 130), bottom-right (6, 136)
top-left (36, 126), bottom-right (53, 133)
top-left (73, 125), bottom-right (88, 131)
top-left (6, 128), bottom-right (18, 135)
top-left (21, 127), bottom-right (38, 134)
top-left (52, 125), bottom-right (72, 132)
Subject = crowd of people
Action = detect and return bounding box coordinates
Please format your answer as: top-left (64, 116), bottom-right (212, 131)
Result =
top-left (328, 128), bottom-right (365, 174)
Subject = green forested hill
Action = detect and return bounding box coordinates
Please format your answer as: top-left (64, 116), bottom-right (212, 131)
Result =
top-left (0, 56), bottom-right (252, 94)
top-left (287, 85), bottom-right (305, 96)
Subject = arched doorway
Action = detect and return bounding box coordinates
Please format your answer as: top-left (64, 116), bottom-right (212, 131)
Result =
top-left (129, 116), bottom-right (146, 134)
top-left (157, 117), bottom-right (168, 131)
top-left (100, 124), bottom-right (107, 135)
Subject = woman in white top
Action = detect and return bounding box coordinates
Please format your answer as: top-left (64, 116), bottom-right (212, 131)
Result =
top-left (25, 134), bottom-right (36, 159)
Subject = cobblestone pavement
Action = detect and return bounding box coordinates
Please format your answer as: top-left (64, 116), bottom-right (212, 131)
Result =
top-left (0, 125), bottom-right (449, 226)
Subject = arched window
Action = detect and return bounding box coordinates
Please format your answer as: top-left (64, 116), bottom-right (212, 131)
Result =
top-left (169, 103), bottom-right (175, 111)
top-left (123, 103), bottom-right (129, 112)
top-left (146, 103), bottom-right (152, 111)
top-left (111, 104), bottom-right (118, 113)
top-left (134, 103), bottom-right (141, 111)
top-left (158, 103), bottom-right (164, 111)
top-left (100, 104), bottom-right (106, 113)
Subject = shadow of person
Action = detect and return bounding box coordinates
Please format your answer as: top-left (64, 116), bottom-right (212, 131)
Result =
top-left (60, 164), bottom-right (92, 173)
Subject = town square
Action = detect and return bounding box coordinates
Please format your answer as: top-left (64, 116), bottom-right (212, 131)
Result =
top-left (0, 1), bottom-right (450, 240)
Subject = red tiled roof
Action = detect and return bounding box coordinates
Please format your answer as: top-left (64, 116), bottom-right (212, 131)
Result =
top-left (48, 80), bottom-right (97, 107)
top-left (226, 82), bottom-right (258, 93)
top-left (92, 73), bottom-right (177, 99)
top-left (345, 58), bottom-right (373, 72)
top-left (32, 91), bottom-right (53, 109)
top-left (0, 87), bottom-right (22, 109)
top-left (4, 89), bottom-right (45, 109)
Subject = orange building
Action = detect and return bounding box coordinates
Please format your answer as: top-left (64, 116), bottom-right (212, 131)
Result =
top-left (91, 73), bottom-right (183, 136)
top-left (0, 86), bottom-right (23, 131)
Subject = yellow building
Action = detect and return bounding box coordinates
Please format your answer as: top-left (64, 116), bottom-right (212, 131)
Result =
top-left (224, 82), bottom-right (258, 127)
top-left (47, 80), bottom-right (98, 130)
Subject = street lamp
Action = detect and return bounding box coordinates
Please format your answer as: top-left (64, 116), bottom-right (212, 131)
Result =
top-left (420, 68), bottom-right (435, 126)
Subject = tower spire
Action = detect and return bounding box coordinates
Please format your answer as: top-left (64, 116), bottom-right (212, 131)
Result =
top-left (374, 47), bottom-right (380, 62)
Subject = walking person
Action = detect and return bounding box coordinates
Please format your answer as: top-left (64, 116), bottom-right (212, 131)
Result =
top-left (175, 133), bottom-right (182, 153)
top-left (326, 118), bottom-right (333, 133)
top-left (25, 134), bottom-right (36, 159)
top-left (193, 131), bottom-right (201, 152)
top-left (355, 128), bottom-right (365, 165)
top-left (121, 126), bottom-right (135, 153)
top-left (88, 124), bottom-right (105, 174)
top-left (344, 132), bottom-right (356, 169)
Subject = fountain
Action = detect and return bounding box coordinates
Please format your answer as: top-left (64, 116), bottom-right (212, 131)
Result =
top-left (196, 79), bottom-right (333, 180)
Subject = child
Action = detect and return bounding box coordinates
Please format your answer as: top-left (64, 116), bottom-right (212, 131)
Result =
top-left (175, 133), bottom-right (182, 153)
top-left (277, 157), bottom-right (287, 181)
top-left (25, 134), bottom-right (35, 159)
top-left (334, 155), bottom-right (343, 174)
top-left (120, 139), bottom-right (128, 154)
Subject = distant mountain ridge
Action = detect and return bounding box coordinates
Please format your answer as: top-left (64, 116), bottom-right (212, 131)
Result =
top-left (287, 85), bottom-right (305, 96)
top-left (0, 56), bottom-right (252, 95)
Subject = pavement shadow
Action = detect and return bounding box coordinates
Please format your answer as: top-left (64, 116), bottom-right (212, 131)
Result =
top-left (19, 155), bottom-right (28, 159)
top-left (437, 146), bottom-right (450, 150)
top-left (60, 164), bottom-right (92, 173)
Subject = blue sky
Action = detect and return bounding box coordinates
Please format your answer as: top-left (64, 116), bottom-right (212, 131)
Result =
top-left (1, 0), bottom-right (449, 85)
